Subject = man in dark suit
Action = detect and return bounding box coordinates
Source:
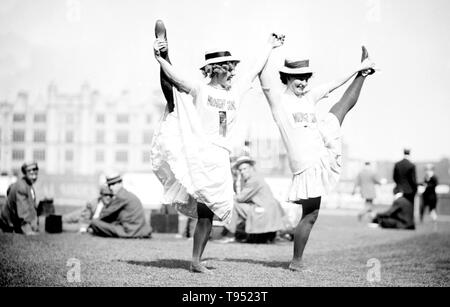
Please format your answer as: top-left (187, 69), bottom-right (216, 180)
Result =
top-left (371, 187), bottom-right (415, 230)
top-left (0, 162), bottom-right (39, 235)
top-left (393, 149), bottom-right (417, 204)
top-left (89, 174), bottom-right (152, 238)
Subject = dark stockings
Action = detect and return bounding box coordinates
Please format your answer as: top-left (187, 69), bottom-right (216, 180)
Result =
top-left (329, 73), bottom-right (367, 125)
top-left (291, 197), bottom-right (321, 268)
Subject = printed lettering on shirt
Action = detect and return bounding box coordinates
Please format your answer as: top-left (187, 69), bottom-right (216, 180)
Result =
top-left (292, 112), bottom-right (317, 125)
top-left (207, 96), bottom-right (236, 111)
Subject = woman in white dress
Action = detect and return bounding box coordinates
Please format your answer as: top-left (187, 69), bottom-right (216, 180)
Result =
top-left (151, 21), bottom-right (284, 273)
top-left (259, 45), bottom-right (376, 271)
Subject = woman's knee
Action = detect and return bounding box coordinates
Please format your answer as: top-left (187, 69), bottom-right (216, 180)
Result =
top-left (308, 209), bottom-right (320, 224)
top-left (197, 202), bottom-right (214, 219)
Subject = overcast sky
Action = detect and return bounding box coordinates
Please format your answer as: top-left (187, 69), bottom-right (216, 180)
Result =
top-left (1, 0), bottom-right (449, 162)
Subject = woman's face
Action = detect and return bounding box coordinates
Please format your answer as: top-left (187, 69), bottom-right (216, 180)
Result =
top-left (216, 62), bottom-right (237, 89)
top-left (287, 75), bottom-right (310, 97)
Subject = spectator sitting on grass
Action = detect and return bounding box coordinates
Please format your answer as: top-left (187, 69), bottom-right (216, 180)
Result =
top-left (62, 185), bottom-right (114, 233)
top-left (221, 156), bottom-right (286, 243)
top-left (0, 162), bottom-right (39, 235)
top-left (369, 187), bottom-right (415, 230)
top-left (88, 173), bottom-right (152, 238)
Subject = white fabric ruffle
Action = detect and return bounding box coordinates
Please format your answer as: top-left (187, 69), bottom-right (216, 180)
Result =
top-left (288, 113), bottom-right (342, 200)
top-left (150, 89), bottom-right (233, 223)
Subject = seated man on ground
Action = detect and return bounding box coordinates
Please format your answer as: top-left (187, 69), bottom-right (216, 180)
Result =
top-left (62, 185), bottom-right (113, 232)
top-left (222, 156), bottom-right (286, 243)
top-left (89, 174), bottom-right (152, 238)
top-left (369, 187), bottom-right (415, 230)
top-left (0, 162), bottom-right (39, 235)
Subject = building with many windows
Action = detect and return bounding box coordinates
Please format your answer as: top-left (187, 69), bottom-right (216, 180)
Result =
top-left (0, 83), bottom-right (164, 176)
top-left (0, 82), bottom-right (361, 180)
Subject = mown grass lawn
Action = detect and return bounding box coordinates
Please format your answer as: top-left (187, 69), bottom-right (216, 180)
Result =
top-left (1, 211), bottom-right (449, 287)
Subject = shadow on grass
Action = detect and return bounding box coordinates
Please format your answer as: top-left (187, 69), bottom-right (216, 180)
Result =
top-left (117, 259), bottom-right (190, 270)
top-left (117, 258), bottom-right (218, 271)
top-left (223, 258), bottom-right (290, 269)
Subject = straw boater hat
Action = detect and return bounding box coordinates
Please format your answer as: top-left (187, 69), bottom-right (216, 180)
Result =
top-left (233, 156), bottom-right (256, 169)
top-left (279, 59), bottom-right (314, 75)
top-left (200, 49), bottom-right (240, 69)
top-left (106, 173), bottom-right (122, 186)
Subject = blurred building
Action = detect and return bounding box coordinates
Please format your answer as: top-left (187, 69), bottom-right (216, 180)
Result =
top-left (0, 83), bottom-right (164, 176)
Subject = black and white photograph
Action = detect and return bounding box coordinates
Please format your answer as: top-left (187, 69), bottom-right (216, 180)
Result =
top-left (0, 0), bottom-right (449, 290)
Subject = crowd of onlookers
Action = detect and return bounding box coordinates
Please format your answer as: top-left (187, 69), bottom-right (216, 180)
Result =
top-left (0, 148), bottom-right (443, 240)
top-left (353, 148), bottom-right (440, 230)
top-left (0, 162), bottom-right (151, 238)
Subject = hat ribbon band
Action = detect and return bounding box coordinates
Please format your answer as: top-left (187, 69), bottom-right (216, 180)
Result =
top-left (205, 51), bottom-right (231, 60)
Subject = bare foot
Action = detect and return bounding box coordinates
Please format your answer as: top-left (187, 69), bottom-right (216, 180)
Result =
top-left (190, 262), bottom-right (213, 274)
top-left (288, 260), bottom-right (312, 273)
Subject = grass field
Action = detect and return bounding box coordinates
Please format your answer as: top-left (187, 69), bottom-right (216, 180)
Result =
top-left (1, 209), bottom-right (449, 287)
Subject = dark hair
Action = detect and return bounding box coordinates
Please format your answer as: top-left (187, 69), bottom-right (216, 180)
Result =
top-left (279, 72), bottom-right (312, 85)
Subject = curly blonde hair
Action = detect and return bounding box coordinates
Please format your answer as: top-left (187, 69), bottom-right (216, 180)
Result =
top-left (200, 61), bottom-right (238, 78)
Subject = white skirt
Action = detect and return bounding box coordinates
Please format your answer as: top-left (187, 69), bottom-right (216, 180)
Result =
top-left (288, 113), bottom-right (342, 201)
top-left (150, 89), bottom-right (233, 223)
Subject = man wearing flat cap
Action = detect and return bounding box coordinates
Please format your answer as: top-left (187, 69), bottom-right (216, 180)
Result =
top-left (0, 162), bottom-right (39, 235)
top-left (225, 156), bottom-right (286, 242)
top-left (63, 185), bottom-right (114, 232)
top-left (89, 173), bottom-right (151, 238)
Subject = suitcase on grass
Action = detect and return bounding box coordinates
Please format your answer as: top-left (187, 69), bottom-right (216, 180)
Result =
top-left (45, 214), bottom-right (62, 233)
top-left (150, 210), bottom-right (179, 233)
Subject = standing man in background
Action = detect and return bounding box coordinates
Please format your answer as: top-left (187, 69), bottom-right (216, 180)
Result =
top-left (353, 161), bottom-right (382, 221)
top-left (393, 149), bottom-right (417, 205)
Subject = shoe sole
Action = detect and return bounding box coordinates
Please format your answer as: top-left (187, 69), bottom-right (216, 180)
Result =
top-left (361, 46), bottom-right (375, 76)
top-left (155, 20), bottom-right (167, 39)
top-left (155, 20), bottom-right (168, 54)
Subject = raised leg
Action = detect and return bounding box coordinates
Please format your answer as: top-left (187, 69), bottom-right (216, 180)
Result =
top-left (155, 20), bottom-right (174, 113)
top-left (329, 46), bottom-right (373, 125)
